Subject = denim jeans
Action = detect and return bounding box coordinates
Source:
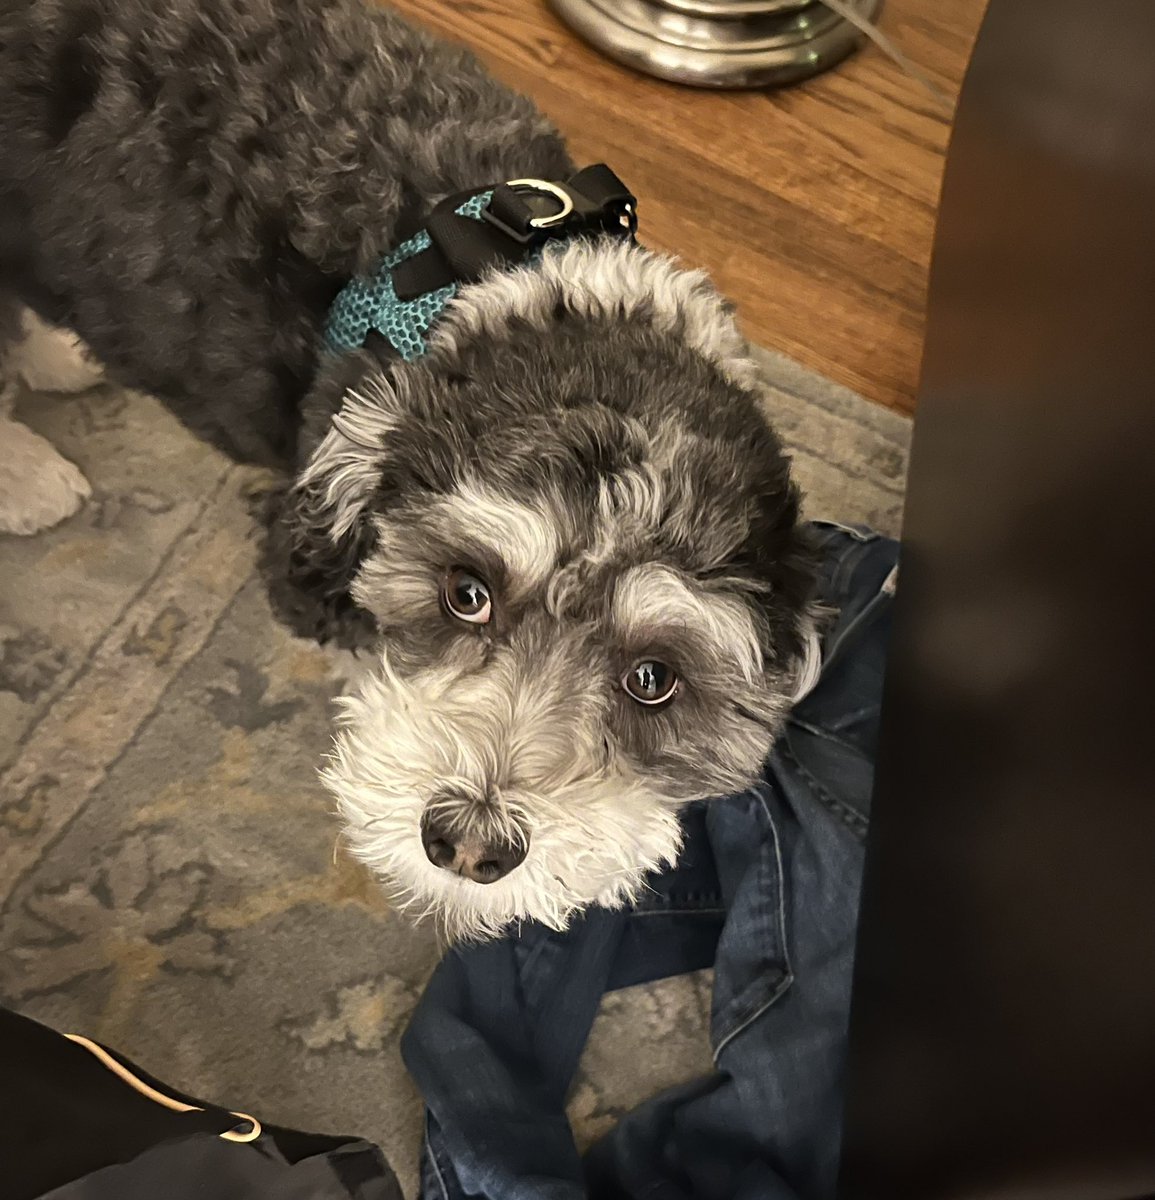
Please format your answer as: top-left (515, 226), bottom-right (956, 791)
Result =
top-left (401, 522), bottom-right (898, 1200)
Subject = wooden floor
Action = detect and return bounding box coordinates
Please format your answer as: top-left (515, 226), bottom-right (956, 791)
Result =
top-left (387, 0), bottom-right (987, 414)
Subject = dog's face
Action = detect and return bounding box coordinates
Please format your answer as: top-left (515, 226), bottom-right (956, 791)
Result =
top-left (283, 244), bottom-right (816, 940)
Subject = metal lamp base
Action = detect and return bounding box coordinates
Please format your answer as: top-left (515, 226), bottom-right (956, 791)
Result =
top-left (548, 0), bottom-right (883, 89)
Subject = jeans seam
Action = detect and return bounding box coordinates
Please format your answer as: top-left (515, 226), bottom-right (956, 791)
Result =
top-left (711, 970), bottom-right (794, 1064)
top-left (423, 1117), bottom-right (453, 1200)
top-left (712, 789), bottom-right (793, 1062)
top-left (777, 742), bottom-right (869, 841)
top-left (808, 519), bottom-right (881, 544)
top-left (805, 582), bottom-right (892, 680)
top-left (789, 712), bottom-right (877, 750)
top-left (637, 888), bottom-right (721, 901)
top-left (821, 704), bottom-right (879, 732)
top-left (631, 906), bottom-right (727, 917)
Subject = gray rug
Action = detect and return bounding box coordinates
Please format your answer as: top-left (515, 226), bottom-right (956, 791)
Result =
top-left (0, 347), bottom-right (909, 1196)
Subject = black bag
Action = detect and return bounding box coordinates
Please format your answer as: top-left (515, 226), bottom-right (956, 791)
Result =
top-left (1, 1006), bottom-right (403, 1200)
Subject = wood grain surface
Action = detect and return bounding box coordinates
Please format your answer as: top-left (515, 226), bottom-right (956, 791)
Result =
top-left (385, 0), bottom-right (987, 412)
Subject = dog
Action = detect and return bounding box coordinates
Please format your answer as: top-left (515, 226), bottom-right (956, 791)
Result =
top-left (0, 0), bottom-right (819, 940)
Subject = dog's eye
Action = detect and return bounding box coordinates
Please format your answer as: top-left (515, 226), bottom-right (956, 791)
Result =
top-left (622, 660), bottom-right (678, 707)
top-left (442, 568), bottom-right (492, 625)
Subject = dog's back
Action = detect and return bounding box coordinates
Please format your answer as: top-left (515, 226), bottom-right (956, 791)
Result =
top-left (0, 0), bottom-right (569, 465)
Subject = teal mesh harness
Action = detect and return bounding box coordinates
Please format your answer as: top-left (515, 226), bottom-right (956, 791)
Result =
top-left (323, 166), bottom-right (637, 365)
top-left (324, 192), bottom-right (493, 363)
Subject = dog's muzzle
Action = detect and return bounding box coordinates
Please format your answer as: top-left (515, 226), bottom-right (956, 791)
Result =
top-left (420, 795), bottom-right (530, 885)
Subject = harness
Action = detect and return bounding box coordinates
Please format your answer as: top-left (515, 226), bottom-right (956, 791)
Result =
top-left (324, 164), bottom-right (637, 364)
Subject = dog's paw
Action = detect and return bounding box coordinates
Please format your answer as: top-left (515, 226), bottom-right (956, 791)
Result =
top-left (0, 418), bottom-right (91, 535)
top-left (13, 311), bottom-right (104, 394)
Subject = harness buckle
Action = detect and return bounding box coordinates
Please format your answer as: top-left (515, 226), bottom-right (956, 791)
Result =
top-left (483, 178), bottom-right (576, 244)
top-left (483, 168), bottom-right (636, 245)
top-left (509, 179), bottom-right (575, 230)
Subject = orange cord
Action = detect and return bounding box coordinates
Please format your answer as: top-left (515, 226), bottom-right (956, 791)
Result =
top-left (64, 1033), bottom-right (262, 1144)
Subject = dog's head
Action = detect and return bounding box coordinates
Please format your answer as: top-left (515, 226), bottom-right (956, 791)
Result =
top-left (280, 240), bottom-right (817, 940)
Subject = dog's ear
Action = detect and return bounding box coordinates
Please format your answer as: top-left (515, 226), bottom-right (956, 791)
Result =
top-left (788, 615), bottom-right (823, 703)
top-left (260, 372), bottom-right (403, 648)
top-left (734, 469), bottom-right (823, 705)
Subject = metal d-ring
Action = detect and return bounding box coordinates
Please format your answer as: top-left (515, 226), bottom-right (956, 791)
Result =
top-left (505, 178), bottom-right (575, 229)
top-left (64, 1033), bottom-right (263, 1144)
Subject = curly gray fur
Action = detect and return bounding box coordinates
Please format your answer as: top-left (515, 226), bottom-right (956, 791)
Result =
top-left (0, 0), bottom-right (571, 463)
top-left (0, 0), bottom-right (820, 936)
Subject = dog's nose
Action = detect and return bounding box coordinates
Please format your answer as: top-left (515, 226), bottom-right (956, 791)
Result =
top-left (420, 815), bottom-right (528, 884)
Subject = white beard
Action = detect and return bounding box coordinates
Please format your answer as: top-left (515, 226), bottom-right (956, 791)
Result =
top-left (322, 652), bottom-right (684, 942)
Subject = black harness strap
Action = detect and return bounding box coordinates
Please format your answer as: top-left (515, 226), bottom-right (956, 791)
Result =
top-left (390, 165), bottom-right (637, 303)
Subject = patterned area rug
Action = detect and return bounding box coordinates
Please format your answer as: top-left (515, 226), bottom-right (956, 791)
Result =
top-left (0, 347), bottom-right (910, 1196)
